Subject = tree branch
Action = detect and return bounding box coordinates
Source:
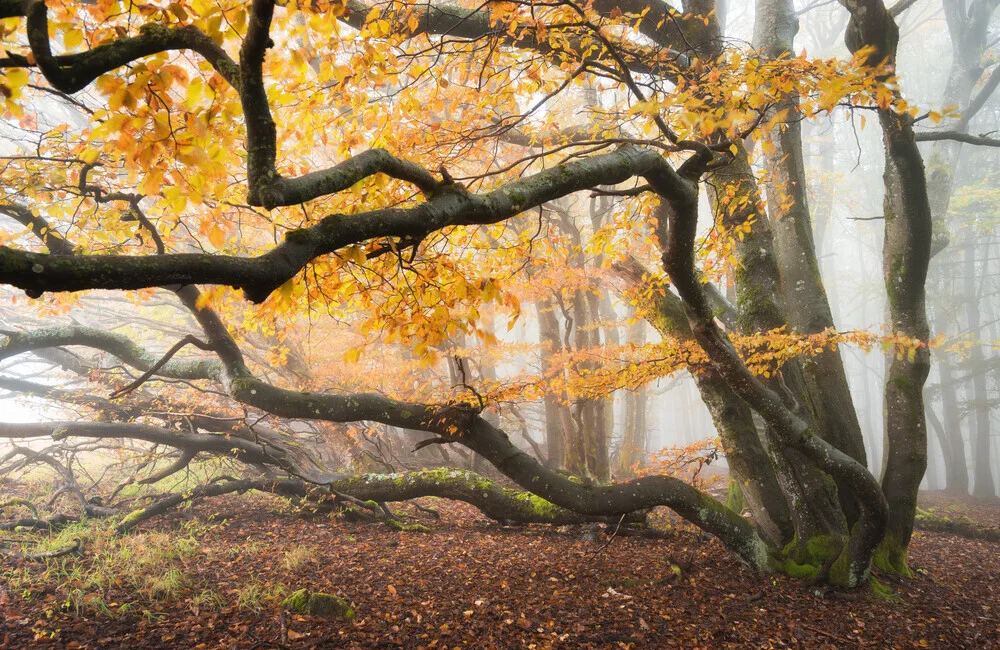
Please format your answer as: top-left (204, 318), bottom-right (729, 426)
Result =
top-left (109, 334), bottom-right (217, 399)
top-left (0, 326), bottom-right (221, 382)
top-left (1, 146), bottom-right (681, 302)
top-left (7, 1), bottom-right (239, 92)
top-left (914, 130), bottom-right (1000, 147)
top-left (887, 0), bottom-right (919, 17)
top-left (964, 62), bottom-right (1000, 122)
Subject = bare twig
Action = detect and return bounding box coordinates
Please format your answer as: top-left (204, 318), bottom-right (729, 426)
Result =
top-left (109, 335), bottom-right (216, 399)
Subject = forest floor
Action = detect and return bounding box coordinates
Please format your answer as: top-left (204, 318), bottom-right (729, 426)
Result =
top-left (1, 486), bottom-right (999, 649)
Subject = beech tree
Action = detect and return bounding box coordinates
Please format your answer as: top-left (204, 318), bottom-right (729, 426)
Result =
top-left (0, 0), bottom-right (983, 588)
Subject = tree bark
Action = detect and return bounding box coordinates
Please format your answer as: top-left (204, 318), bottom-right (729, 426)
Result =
top-left (932, 278), bottom-right (970, 495)
top-left (651, 153), bottom-right (886, 586)
top-left (616, 308), bottom-right (649, 477)
top-left (924, 0), bottom-right (1000, 254)
top-left (754, 0), bottom-right (868, 474)
top-left (686, 3), bottom-right (849, 546)
top-left (842, 0), bottom-right (933, 573)
top-left (610, 258), bottom-right (794, 545)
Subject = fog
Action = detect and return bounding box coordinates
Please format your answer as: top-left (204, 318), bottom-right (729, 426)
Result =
top-left (0, 0), bottom-right (996, 499)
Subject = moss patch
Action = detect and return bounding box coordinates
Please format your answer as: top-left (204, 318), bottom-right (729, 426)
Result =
top-left (282, 589), bottom-right (354, 618)
top-left (725, 479), bottom-right (747, 513)
top-left (873, 534), bottom-right (913, 577)
top-left (384, 519), bottom-right (431, 533)
top-left (869, 577), bottom-right (900, 602)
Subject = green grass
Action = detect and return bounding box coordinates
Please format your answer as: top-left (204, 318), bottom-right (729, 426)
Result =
top-left (282, 545), bottom-right (315, 570)
top-left (235, 581), bottom-right (288, 611)
top-left (1, 514), bottom-right (208, 617)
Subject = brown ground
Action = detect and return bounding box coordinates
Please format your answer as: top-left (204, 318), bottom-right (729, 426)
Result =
top-left (1, 491), bottom-right (999, 649)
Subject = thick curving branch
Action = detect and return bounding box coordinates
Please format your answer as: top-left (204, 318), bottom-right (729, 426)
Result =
top-left (251, 148), bottom-right (443, 209)
top-left (609, 256), bottom-right (793, 546)
top-left (338, 0), bottom-right (694, 67)
top-left (0, 202), bottom-right (76, 255)
top-left (1, 146), bottom-right (676, 302)
top-left (0, 376), bottom-right (128, 416)
top-left (0, 326), bottom-right (222, 382)
top-left (0, 1), bottom-right (239, 91)
top-left (840, 0), bottom-right (933, 575)
top-left (219, 374), bottom-right (774, 570)
top-left (1, 319), bottom-right (774, 568)
top-left (115, 471), bottom-right (646, 534)
top-left (1, 300), bottom-right (774, 567)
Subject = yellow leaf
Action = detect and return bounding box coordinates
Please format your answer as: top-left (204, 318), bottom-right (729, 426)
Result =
top-left (207, 223), bottom-right (225, 249)
top-left (278, 278), bottom-right (295, 298)
top-left (928, 111), bottom-right (942, 124)
top-left (138, 171), bottom-right (163, 196)
top-left (195, 291), bottom-right (213, 311)
top-left (63, 29), bottom-right (84, 50)
top-left (344, 347), bottom-right (362, 363)
top-left (5, 69), bottom-right (28, 89)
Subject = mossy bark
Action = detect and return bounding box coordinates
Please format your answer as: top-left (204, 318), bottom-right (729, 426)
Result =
top-left (612, 257), bottom-right (794, 546)
top-left (843, 2), bottom-right (933, 566)
top-left (754, 0), bottom-right (869, 491)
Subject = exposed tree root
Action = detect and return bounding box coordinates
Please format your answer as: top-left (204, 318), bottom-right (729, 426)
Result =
top-left (914, 508), bottom-right (1000, 542)
top-left (1, 538), bottom-right (82, 561)
top-left (0, 513), bottom-right (77, 531)
top-left (114, 470), bottom-right (650, 534)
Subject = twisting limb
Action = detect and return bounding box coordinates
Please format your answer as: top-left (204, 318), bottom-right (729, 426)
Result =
top-left (114, 471), bottom-right (648, 534)
top-left (137, 450), bottom-right (198, 485)
top-left (1, 1), bottom-right (240, 90)
top-left (109, 335), bottom-right (217, 399)
top-left (0, 202), bottom-right (75, 255)
top-left (2, 538), bottom-right (81, 561)
top-left (2, 141), bottom-right (780, 571)
top-left (0, 497), bottom-right (38, 518)
top-left (0, 146), bottom-right (681, 302)
top-left (0, 421), bottom-right (339, 485)
top-left (0, 513), bottom-right (77, 532)
top-left (840, 0), bottom-right (932, 575)
top-left (650, 149), bottom-right (886, 587)
top-left (0, 326), bottom-right (222, 382)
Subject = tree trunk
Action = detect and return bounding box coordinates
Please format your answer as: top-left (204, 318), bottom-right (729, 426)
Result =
top-left (611, 258), bottom-right (794, 546)
top-left (754, 0), bottom-right (867, 469)
top-left (964, 243), bottom-right (995, 498)
top-left (933, 275), bottom-right (970, 495)
top-left (653, 156), bottom-right (886, 587)
top-left (536, 298), bottom-right (567, 469)
top-left (617, 308), bottom-right (648, 477)
top-left (559, 206), bottom-right (611, 481)
top-left (842, 0), bottom-right (933, 572)
top-left (924, 0), bottom-right (1000, 255)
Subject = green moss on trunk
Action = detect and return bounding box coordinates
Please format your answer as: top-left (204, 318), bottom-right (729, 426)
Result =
top-left (874, 533), bottom-right (912, 577)
top-left (725, 479), bottom-right (747, 513)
